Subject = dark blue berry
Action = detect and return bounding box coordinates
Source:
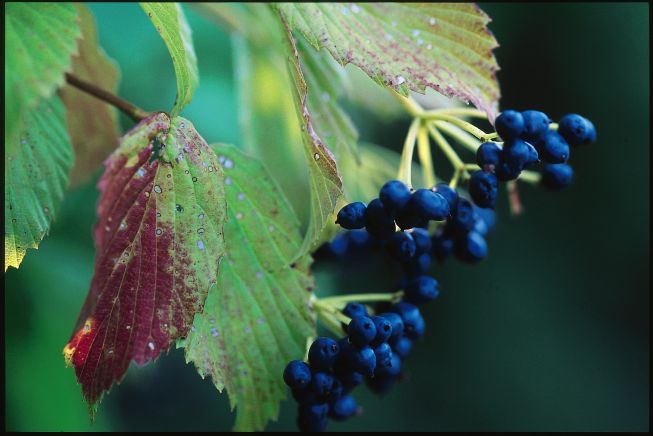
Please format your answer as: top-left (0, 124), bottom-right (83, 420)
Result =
top-left (525, 141), bottom-right (540, 167)
top-left (469, 171), bottom-right (498, 209)
top-left (392, 336), bottom-right (413, 358)
top-left (537, 131), bottom-right (569, 163)
top-left (328, 378), bottom-right (343, 402)
top-left (292, 386), bottom-right (318, 404)
top-left (495, 161), bottom-right (522, 181)
top-left (404, 252), bottom-right (432, 276)
top-left (329, 395), bottom-right (358, 421)
top-left (379, 180), bottom-right (412, 212)
top-left (378, 312), bottom-right (404, 342)
top-left (395, 206), bottom-right (428, 230)
top-left (409, 228), bottom-right (432, 254)
top-left (366, 373), bottom-right (397, 395)
top-left (347, 316), bottom-right (377, 346)
top-left (502, 139), bottom-right (531, 169)
top-left (520, 110), bottom-right (551, 142)
top-left (299, 402), bottom-right (329, 421)
top-left (455, 230), bottom-right (488, 262)
top-left (337, 370), bottom-right (363, 392)
top-left (558, 114), bottom-right (595, 146)
top-left (408, 189), bottom-right (450, 221)
top-left (297, 404), bottom-right (328, 432)
top-left (375, 353), bottom-right (401, 377)
top-left (450, 198), bottom-right (476, 233)
top-left (473, 206), bottom-right (496, 235)
top-left (541, 163), bottom-right (573, 189)
top-left (335, 202), bottom-right (367, 229)
top-left (308, 337), bottom-right (340, 370)
top-left (347, 229), bottom-right (371, 250)
top-left (348, 345), bottom-right (376, 376)
top-left (310, 372), bottom-right (334, 398)
top-left (386, 231), bottom-right (417, 260)
top-left (371, 316), bottom-right (393, 345)
top-left (327, 233), bottom-right (349, 256)
top-left (342, 302), bottom-right (367, 319)
top-left (390, 302), bottom-right (425, 339)
top-left (495, 110), bottom-right (525, 141)
top-left (433, 183), bottom-right (459, 210)
top-left (373, 342), bottom-right (393, 368)
top-left (284, 360), bottom-right (312, 390)
top-left (476, 141), bottom-right (502, 169)
top-left (431, 230), bottom-right (455, 262)
top-left (364, 198), bottom-right (396, 239)
top-left (404, 275), bottom-right (440, 304)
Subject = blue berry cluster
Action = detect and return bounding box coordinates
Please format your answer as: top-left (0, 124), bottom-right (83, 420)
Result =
top-left (472, 111), bottom-right (596, 205)
top-left (283, 301), bottom-right (425, 431)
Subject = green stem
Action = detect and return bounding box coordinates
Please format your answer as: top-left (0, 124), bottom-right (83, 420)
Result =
top-left (424, 107), bottom-right (489, 119)
top-left (433, 121), bottom-right (486, 153)
top-left (393, 91), bottom-right (423, 117)
top-left (397, 118), bottom-right (421, 187)
top-left (422, 112), bottom-right (488, 139)
top-left (426, 123), bottom-right (465, 172)
top-left (517, 170), bottom-right (542, 184)
top-left (318, 292), bottom-right (404, 307)
top-left (417, 122), bottom-right (436, 187)
top-left (313, 301), bottom-right (347, 336)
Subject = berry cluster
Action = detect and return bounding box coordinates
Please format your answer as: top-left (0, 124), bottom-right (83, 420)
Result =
top-left (284, 108), bottom-right (596, 431)
top-left (473, 111), bottom-right (596, 204)
top-left (283, 300), bottom-right (425, 432)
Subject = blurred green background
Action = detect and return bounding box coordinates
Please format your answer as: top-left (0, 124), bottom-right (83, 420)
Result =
top-left (5, 3), bottom-right (649, 432)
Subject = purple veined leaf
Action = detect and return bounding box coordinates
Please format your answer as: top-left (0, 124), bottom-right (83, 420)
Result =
top-left (64, 113), bottom-right (226, 409)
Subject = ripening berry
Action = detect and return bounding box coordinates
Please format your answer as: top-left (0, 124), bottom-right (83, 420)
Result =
top-left (541, 163), bottom-right (573, 189)
top-left (310, 372), bottom-right (334, 398)
top-left (283, 360), bottom-right (312, 390)
top-left (379, 180), bottom-right (412, 212)
top-left (408, 189), bottom-right (450, 221)
top-left (537, 131), bottom-right (570, 163)
top-left (557, 114), bottom-right (596, 146)
top-left (364, 198), bottom-right (396, 239)
top-left (455, 230), bottom-right (488, 262)
top-left (329, 395), bottom-right (358, 421)
top-left (494, 110), bottom-right (525, 141)
top-left (348, 316), bottom-right (377, 346)
top-left (433, 182), bottom-right (459, 210)
top-left (347, 345), bottom-right (377, 376)
top-left (469, 171), bottom-right (498, 209)
top-left (476, 141), bottom-right (502, 169)
top-left (373, 342), bottom-right (393, 368)
top-left (450, 198), bottom-right (476, 233)
top-left (335, 202), bottom-right (367, 229)
top-left (404, 275), bottom-right (440, 304)
top-left (392, 336), bottom-right (413, 358)
top-left (378, 312), bottom-right (404, 342)
top-left (371, 315), bottom-right (393, 345)
top-left (386, 231), bottom-right (417, 260)
top-left (520, 110), bottom-right (551, 142)
top-left (502, 138), bottom-right (532, 169)
top-left (308, 337), bottom-right (340, 370)
top-left (342, 302), bottom-right (367, 319)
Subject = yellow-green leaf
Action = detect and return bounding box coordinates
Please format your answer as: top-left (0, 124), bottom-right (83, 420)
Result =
top-left (182, 144), bottom-right (316, 431)
top-left (140, 3), bottom-right (199, 116)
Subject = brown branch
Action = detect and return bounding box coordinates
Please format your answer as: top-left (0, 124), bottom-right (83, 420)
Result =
top-left (64, 73), bottom-right (150, 122)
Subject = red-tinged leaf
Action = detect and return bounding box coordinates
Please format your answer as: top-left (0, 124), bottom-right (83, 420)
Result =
top-left (64, 113), bottom-right (226, 408)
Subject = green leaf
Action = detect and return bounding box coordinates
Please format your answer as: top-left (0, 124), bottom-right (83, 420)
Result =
top-left (5, 96), bottom-right (74, 271)
top-left (182, 144), bottom-right (316, 432)
top-left (5, 3), bottom-right (81, 146)
top-left (279, 15), bottom-right (345, 257)
top-left (140, 3), bottom-right (199, 117)
top-left (275, 3), bottom-right (501, 119)
top-left (59, 4), bottom-right (121, 187)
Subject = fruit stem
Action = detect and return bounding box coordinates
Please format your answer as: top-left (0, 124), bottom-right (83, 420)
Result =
top-left (426, 124), bottom-right (466, 173)
top-left (312, 301), bottom-right (347, 337)
top-left (317, 292), bottom-right (404, 308)
top-left (517, 170), bottom-right (542, 184)
top-left (417, 122), bottom-right (437, 187)
top-left (433, 121), bottom-right (484, 153)
top-left (424, 107), bottom-right (489, 119)
top-left (422, 112), bottom-right (489, 139)
top-left (64, 73), bottom-right (151, 122)
top-left (397, 118), bottom-right (421, 187)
